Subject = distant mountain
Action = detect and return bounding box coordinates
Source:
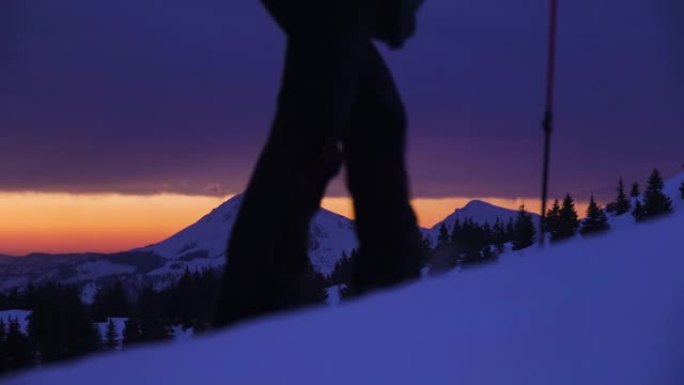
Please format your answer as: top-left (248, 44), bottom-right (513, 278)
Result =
top-left (0, 251), bottom-right (163, 293)
top-left (426, 199), bottom-right (540, 244)
top-left (0, 255), bottom-right (18, 264)
top-left (8, 192), bottom-right (639, 294)
top-left (134, 194), bottom-right (358, 277)
top-left (0, 196), bottom-right (538, 294)
top-left (0, 195), bottom-right (358, 293)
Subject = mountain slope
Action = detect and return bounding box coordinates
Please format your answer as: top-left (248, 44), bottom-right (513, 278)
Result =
top-left (427, 199), bottom-right (540, 243)
top-left (9, 174), bottom-right (683, 385)
top-left (136, 194), bottom-right (358, 276)
top-left (0, 196), bottom-right (359, 292)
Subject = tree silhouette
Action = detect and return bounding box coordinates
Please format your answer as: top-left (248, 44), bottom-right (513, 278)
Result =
top-left (0, 319), bottom-right (5, 372)
top-left (512, 206), bottom-right (535, 250)
top-left (297, 260), bottom-right (329, 307)
top-left (630, 182), bottom-right (640, 199)
top-left (5, 318), bottom-right (34, 370)
top-left (492, 218), bottom-right (506, 253)
top-left (437, 223), bottom-right (450, 246)
top-left (122, 317), bottom-right (143, 346)
top-left (104, 319), bottom-right (118, 351)
top-left (330, 251), bottom-right (354, 287)
top-left (614, 179), bottom-right (631, 215)
top-left (580, 196), bottom-right (610, 235)
top-left (27, 283), bottom-right (100, 364)
top-left (636, 169), bottom-right (673, 221)
top-left (545, 199), bottom-right (561, 239)
top-left (554, 194), bottom-right (579, 241)
top-left (632, 200), bottom-right (644, 221)
top-left (91, 281), bottom-right (130, 322)
top-left (505, 218), bottom-right (515, 243)
top-left (449, 219), bottom-right (462, 245)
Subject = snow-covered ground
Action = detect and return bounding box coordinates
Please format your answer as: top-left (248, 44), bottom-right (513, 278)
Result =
top-left (6, 174), bottom-right (683, 385)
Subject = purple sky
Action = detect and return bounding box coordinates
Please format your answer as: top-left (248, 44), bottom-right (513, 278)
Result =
top-left (2, 0), bottom-right (682, 202)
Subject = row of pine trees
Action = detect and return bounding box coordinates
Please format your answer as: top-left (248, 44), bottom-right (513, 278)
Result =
top-left (0, 269), bottom-right (222, 375)
top-left (329, 169), bottom-right (679, 291)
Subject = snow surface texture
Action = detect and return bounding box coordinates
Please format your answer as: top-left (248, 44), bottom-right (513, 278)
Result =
top-left (7, 174), bottom-right (684, 385)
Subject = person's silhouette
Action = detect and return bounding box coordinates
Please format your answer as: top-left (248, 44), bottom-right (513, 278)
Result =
top-left (214, 0), bottom-right (425, 327)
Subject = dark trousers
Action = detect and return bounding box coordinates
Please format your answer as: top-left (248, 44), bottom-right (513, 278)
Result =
top-left (214, 32), bottom-right (422, 327)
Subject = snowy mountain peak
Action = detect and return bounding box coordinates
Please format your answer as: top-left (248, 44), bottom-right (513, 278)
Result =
top-left (427, 199), bottom-right (538, 243)
top-left (136, 194), bottom-right (358, 277)
top-left (458, 199), bottom-right (499, 212)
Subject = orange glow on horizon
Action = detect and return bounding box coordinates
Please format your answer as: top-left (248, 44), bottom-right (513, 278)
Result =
top-left (0, 192), bottom-right (588, 256)
top-left (0, 192), bottom-right (231, 256)
top-left (321, 197), bottom-right (556, 228)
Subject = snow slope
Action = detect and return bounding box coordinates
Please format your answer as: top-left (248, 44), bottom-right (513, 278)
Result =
top-left (7, 174), bottom-right (684, 385)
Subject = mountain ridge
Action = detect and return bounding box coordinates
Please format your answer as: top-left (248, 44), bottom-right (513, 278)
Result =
top-left (3, 171), bottom-right (681, 294)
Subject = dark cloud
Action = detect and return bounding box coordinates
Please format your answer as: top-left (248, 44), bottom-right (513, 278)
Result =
top-left (1, 0), bottom-right (682, 200)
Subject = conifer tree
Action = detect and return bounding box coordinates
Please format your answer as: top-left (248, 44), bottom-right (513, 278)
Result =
top-left (614, 179), bottom-right (631, 215)
top-left (554, 194), bottom-right (579, 241)
top-left (449, 219), bottom-right (462, 244)
top-left (340, 249), bottom-right (362, 299)
top-left (0, 319), bottom-right (7, 373)
top-left (512, 206), bottom-right (535, 250)
top-left (138, 316), bottom-right (172, 343)
top-left (330, 251), bottom-right (353, 286)
top-left (437, 223), bottom-right (450, 246)
top-left (580, 196), bottom-right (610, 235)
top-left (122, 317), bottom-right (143, 347)
top-left (492, 218), bottom-right (505, 253)
top-left (482, 222), bottom-right (493, 246)
top-left (459, 219), bottom-right (486, 263)
top-left (5, 318), bottom-right (34, 370)
top-left (638, 169), bottom-right (673, 221)
top-left (297, 259), bottom-right (329, 307)
top-left (632, 200), bottom-right (644, 221)
top-left (28, 284), bottom-right (100, 363)
top-left (91, 281), bottom-right (130, 322)
top-left (545, 199), bottom-right (561, 239)
top-left (505, 218), bottom-right (515, 243)
top-left (104, 319), bottom-right (118, 351)
top-left (630, 182), bottom-right (640, 199)
top-left (420, 235), bottom-right (432, 266)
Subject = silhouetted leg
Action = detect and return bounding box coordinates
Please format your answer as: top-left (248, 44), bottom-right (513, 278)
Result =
top-left (343, 44), bottom-right (422, 293)
top-left (214, 37), bottom-right (367, 327)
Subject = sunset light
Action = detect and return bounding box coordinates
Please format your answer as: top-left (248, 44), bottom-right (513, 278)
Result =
top-left (0, 192), bottom-right (586, 256)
